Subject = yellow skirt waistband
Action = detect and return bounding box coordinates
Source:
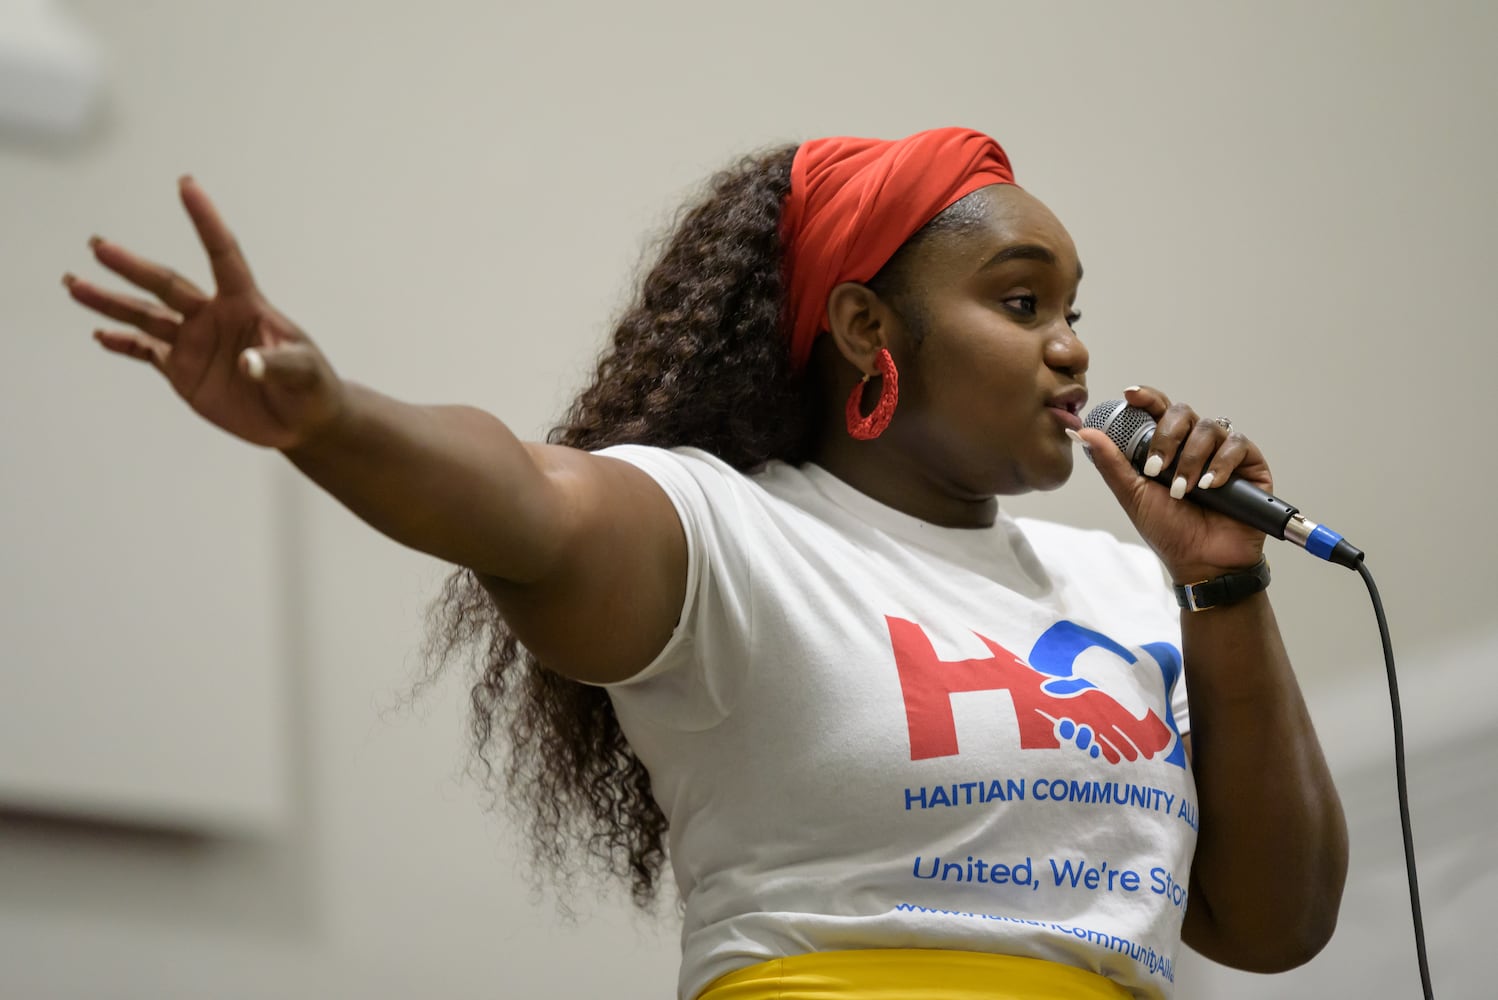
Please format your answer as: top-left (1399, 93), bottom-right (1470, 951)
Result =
top-left (695, 949), bottom-right (1132, 1000)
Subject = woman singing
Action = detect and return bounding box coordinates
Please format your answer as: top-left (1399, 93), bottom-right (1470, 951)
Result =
top-left (64, 127), bottom-right (1347, 999)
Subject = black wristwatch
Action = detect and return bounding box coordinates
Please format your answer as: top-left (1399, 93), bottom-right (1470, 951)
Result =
top-left (1173, 558), bottom-right (1271, 612)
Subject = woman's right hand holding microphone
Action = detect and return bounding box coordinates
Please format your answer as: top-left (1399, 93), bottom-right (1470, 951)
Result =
top-left (64, 176), bottom-right (345, 451)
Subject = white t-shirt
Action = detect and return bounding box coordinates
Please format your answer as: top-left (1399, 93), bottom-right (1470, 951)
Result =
top-left (594, 445), bottom-right (1198, 1000)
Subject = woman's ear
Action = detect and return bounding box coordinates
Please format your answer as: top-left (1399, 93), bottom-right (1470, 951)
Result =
top-left (825, 281), bottom-right (892, 376)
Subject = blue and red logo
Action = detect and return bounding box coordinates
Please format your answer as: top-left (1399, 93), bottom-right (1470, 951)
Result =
top-left (887, 617), bottom-right (1186, 768)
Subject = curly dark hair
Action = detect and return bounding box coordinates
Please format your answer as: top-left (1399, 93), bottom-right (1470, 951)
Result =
top-left (424, 140), bottom-right (991, 908)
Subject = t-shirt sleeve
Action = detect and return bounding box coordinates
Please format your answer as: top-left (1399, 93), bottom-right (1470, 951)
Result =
top-left (582, 444), bottom-right (754, 728)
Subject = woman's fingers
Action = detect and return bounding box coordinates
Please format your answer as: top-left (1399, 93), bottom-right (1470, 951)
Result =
top-left (1141, 401), bottom-right (1199, 482)
top-left (1122, 384), bottom-right (1170, 418)
top-left (63, 273), bottom-right (182, 342)
top-left (1122, 384), bottom-right (1245, 498)
top-left (178, 175), bottom-right (256, 296)
top-left (1167, 419), bottom-right (1231, 499)
top-left (94, 328), bottom-right (170, 374)
top-left (89, 235), bottom-right (208, 316)
top-left (1202, 431), bottom-right (1270, 492)
top-left (1197, 432), bottom-right (1250, 488)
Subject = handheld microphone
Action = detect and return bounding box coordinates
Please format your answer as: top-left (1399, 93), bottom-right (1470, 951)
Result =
top-left (1082, 399), bottom-right (1364, 569)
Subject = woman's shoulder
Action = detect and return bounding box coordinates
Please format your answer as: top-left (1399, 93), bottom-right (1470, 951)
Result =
top-left (593, 443), bottom-right (744, 491)
top-left (595, 444), bottom-right (804, 500)
top-left (1011, 515), bottom-right (1166, 588)
top-left (592, 443), bottom-right (806, 524)
top-left (595, 442), bottom-right (739, 474)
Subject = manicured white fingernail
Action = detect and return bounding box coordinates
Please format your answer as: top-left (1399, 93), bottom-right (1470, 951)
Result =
top-left (243, 348), bottom-right (266, 381)
top-left (1142, 453), bottom-right (1163, 478)
top-left (1198, 471), bottom-right (1215, 490)
top-left (1124, 385), bottom-right (1142, 393)
top-left (1170, 476), bottom-right (1188, 500)
top-left (1065, 428), bottom-right (1094, 464)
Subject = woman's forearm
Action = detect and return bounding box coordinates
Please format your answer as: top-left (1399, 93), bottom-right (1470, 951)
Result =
top-left (1178, 592), bottom-right (1349, 971)
top-left (283, 381), bottom-right (565, 583)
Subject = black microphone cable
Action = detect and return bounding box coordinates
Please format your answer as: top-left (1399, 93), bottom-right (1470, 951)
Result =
top-left (1356, 561), bottom-right (1433, 999)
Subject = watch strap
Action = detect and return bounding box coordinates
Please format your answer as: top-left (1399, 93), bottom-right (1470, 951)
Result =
top-left (1174, 558), bottom-right (1271, 612)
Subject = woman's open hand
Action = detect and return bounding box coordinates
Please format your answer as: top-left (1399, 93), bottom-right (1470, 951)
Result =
top-left (64, 176), bottom-right (345, 450)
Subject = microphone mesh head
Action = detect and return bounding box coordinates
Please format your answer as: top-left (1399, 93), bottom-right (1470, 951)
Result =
top-left (1082, 399), bottom-right (1156, 465)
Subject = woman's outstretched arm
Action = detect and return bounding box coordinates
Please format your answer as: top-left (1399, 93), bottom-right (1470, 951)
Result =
top-left (66, 176), bottom-right (686, 684)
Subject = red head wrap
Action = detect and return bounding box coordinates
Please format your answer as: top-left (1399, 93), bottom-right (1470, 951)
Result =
top-left (781, 127), bottom-right (1017, 373)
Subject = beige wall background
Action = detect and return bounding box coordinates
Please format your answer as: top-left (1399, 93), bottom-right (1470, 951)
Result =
top-left (2, 1), bottom-right (1494, 997)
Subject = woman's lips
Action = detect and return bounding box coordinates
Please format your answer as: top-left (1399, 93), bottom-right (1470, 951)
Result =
top-left (1047, 405), bottom-right (1083, 430)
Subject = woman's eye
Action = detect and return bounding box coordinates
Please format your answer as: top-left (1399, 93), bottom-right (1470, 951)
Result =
top-left (1002, 295), bottom-right (1080, 327)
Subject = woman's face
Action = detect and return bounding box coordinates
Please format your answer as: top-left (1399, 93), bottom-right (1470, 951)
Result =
top-left (883, 183), bottom-right (1089, 499)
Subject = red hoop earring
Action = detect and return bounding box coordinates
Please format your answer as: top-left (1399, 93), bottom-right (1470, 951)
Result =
top-left (845, 348), bottom-right (899, 440)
